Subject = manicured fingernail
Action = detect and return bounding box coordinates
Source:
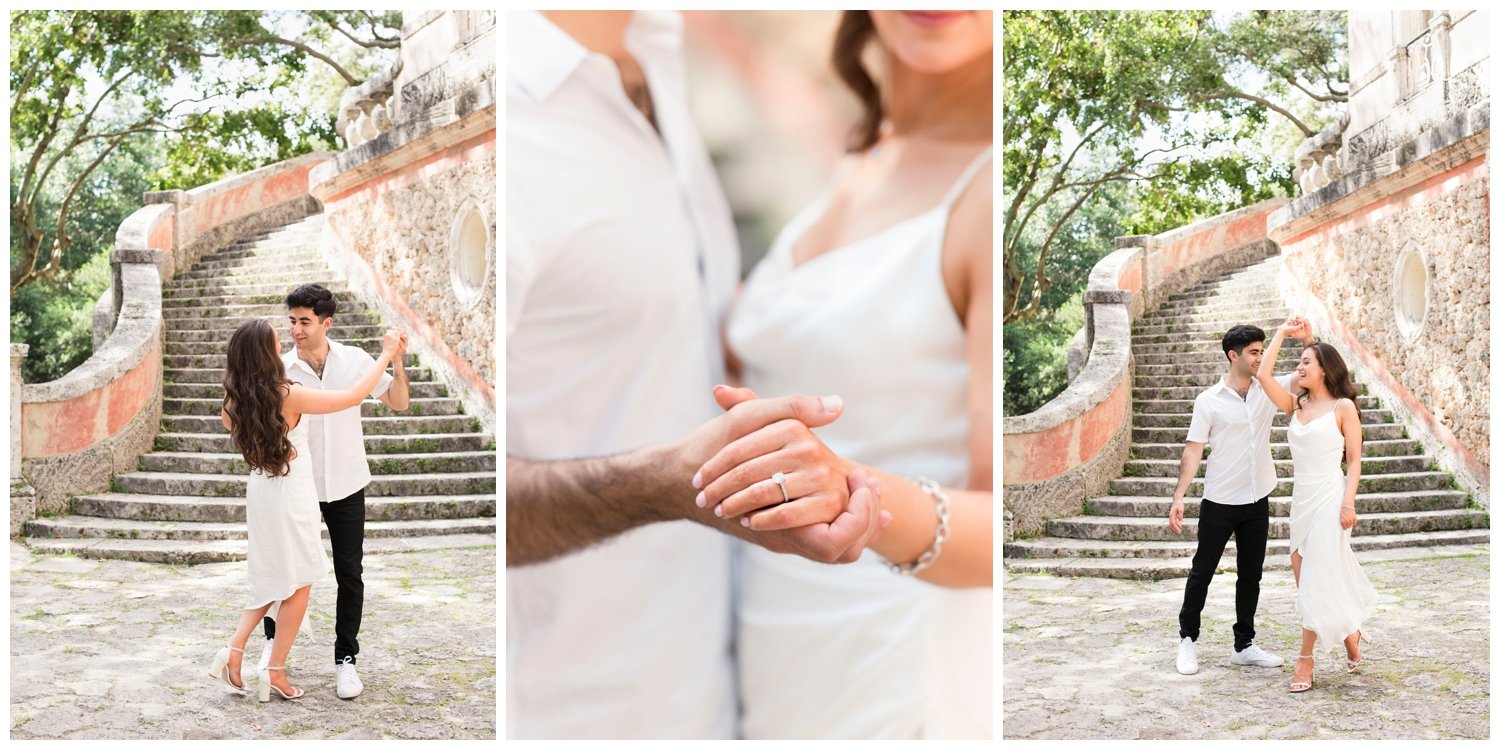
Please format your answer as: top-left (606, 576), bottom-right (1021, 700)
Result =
top-left (692, 472), bottom-right (702, 489)
top-left (740, 517), bottom-right (750, 527)
top-left (714, 505), bottom-right (723, 518)
top-left (695, 491), bottom-right (706, 508)
top-left (821, 395), bottom-right (843, 414)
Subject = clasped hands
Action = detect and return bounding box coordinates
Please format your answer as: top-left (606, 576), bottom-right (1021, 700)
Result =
top-left (379, 328), bottom-right (410, 360)
top-left (676, 385), bottom-right (890, 564)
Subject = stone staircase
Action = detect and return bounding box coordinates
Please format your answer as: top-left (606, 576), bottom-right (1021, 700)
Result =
top-left (1006, 255), bottom-right (1488, 579)
top-left (24, 213), bottom-right (497, 564)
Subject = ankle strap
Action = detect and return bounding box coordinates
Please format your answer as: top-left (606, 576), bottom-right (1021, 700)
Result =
top-left (266, 665), bottom-right (286, 671)
top-left (228, 646), bottom-right (245, 653)
top-left (1295, 654), bottom-right (1315, 660)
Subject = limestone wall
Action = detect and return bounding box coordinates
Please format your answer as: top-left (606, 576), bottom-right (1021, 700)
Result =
top-left (1275, 156), bottom-right (1489, 500)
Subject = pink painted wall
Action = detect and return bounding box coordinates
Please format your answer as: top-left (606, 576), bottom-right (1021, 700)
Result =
top-left (24, 340), bottom-right (160, 458)
top-left (1003, 379), bottom-right (1128, 485)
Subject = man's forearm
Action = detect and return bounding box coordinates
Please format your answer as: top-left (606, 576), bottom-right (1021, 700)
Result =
top-left (506, 445), bottom-right (691, 567)
top-left (387, 361), bottom-right (411, 410)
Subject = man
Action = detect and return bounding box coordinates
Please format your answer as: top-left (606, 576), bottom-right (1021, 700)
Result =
top-left (505, 11), bottom-right (885, 739)
top-left (258, 282), bottom-right (411, 699)
top-left (1169, 320), bottom-right (1313, 674)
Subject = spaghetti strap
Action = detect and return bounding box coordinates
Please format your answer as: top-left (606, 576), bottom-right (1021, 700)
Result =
top-left (941, 146), bottom-right (994, 206)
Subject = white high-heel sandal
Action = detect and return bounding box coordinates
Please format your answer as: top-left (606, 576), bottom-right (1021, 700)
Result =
top-left (1289, 654), bottom-right (1315, 693)
top-left (1346, 630), bottom-right (1370, 673)
top-left (259, 665), bottom-right (305, 702)
top-left (208, 645), bottom-right (248, 694)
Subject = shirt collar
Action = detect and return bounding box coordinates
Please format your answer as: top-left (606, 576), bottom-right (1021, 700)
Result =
top-left (285, 339), bottom-right (337, 376)
top-left (507, 11), bottom-right (683, 104)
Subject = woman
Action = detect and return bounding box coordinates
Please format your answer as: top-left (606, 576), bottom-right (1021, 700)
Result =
top-left (1255, 317), bottom-right (1377, 693)
top-left (207, 319), bottom-right (400, 701)
top-left (696, 10), bottom-right (993, 738)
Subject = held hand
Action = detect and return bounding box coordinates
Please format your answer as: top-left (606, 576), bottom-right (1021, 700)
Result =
top-left (747, 468), bottom-right (892, 563)
top-left (1292, 317), bottom-right (1314, 343)
top-left (380, 329), bottom-right (402, 360)
top-left (1169, 498), bottom-right (1185, 535)
top-left (1340, 504), bottom-right (1357, 530)
top-left (675, 387), bottom-right (845, 486)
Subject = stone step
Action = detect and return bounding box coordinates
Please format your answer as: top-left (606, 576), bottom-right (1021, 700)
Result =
top-left (165, 313), bottom-right (379, 332)
top-left (161, 289), bottom-right (360, 310)
top-left (1134, 351), bottom-right (1301, 367)
top-left (1132, 340), bottom-right (1294, 355)
top-left (162, 280), bottom-right (350, 301)
top-left (162, 413), bottom-right (478, 435)
top-left (185, 252), bottom-right (325, 274)
top-left (160, 352), bottom-right (417, 370)
top-left (1132, 409), bottom-right (1393, 429)
top-left (113, 470), bottom-right (495, 498)
top-left (165, 366), bottom-right (435, 384)
top-left (1121, 454), bottom-right (1432, 479)
top-left (163, 396), bottom-right (458, 418)
top-left (164, 380), bottom-right (449, 400)
top-left (1132, 362), bottom-right (1329, 377)
top-left (167, 273), bottom-right (343, 291)
top-left (26, 515), bottom-right (495, 542)
top-left (166, 325), bottom-right (383, 344)
top-left (1133, 423), bottom-right (1406, 444)
top-left (1167, 280), bottom-right (1280, 300)
top-left (176, 258), bottom-right (331, 281)
top-left (1157, 290), bottom-right (1283, 309)
top-left (153, 431), bottom-right (490, 455)
top-left (1134, 317), bottom-right (1286, 337)
top-left (71, 492), bottom-right (495, 523)
top-left (1132, 397), bottom-right (1381, 414)
top-left (207, 240), bottom-right (321, 258)
top-left (1140, 307), bottom-right (1290, 326)
top-left (23, 532), bottom-right (496, 565)
top-left (1046, 508), bottom-right (1487, 542)
top-left (162, 301), bottom-right (373, 320)
top-left (166, 336), bottom-right (384, 357)
top-left (1110, 470), bottom-right (1451, 498)
top-left (1003, 531), bottom-right (1488, 575)
top-left (1129, 438), bottom-right (1422, 461)
top-left (1085, 491), bottom-right (1471, 518)
top-left (1132, 383), bottom-right (1370, 401)
top-left (139, 450), bottom-right (493, 476)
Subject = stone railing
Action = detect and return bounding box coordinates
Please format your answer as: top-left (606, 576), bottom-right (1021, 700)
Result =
top-left (18, 154), bottom-right (333, 519)
top-left (338, 58), bottom-right (403, 149)
top-left (1295, 112), bottom-right (1350, 195)
top-left (1002, 198), bottom-right (1288, 540)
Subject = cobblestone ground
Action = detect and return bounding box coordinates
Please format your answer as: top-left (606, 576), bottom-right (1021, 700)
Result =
top-left (1004, 549), bottom-right (1489, 740)
top-left (11, 542), bottom-right (496, 740)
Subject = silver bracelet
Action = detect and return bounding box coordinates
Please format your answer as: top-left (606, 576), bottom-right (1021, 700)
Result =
top-left (884, 477), bottom-right (950, 576)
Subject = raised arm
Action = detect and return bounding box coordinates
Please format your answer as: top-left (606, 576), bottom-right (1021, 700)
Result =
top-left (1256, 320), bottom-right (1298, 415)
top-left (1336, 397), bottom-right (1362, 530)
top-left (286, 330), bottom-right (400, 416)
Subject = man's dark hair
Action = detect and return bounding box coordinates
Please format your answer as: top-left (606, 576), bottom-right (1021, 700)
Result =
top-left (1221, 325), bottom-right (1266, 363)
top-left (286, 283), bottom-right (336, 320)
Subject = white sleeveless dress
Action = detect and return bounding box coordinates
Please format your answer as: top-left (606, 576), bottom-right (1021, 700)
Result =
top-left (243, 416), bottom-right (328, 633)
top-left (725, 148), bottom-right (993, 739)
top-left (1286, 406), bottom-right (1377, 648)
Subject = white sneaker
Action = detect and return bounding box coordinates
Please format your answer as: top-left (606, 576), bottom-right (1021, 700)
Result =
top-left (1230, 643), bottom-right (1284, 667)
top-left (1176, 637), bottom-right (1198, 675)
top-left (257, 641), bottom-right (273, 673)
top-left (336, 656), bottom-right (364, 699)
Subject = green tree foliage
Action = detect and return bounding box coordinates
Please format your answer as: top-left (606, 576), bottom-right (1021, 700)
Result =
top-left (1002, 10), bottom-right (1345, 415)
top-left (10, 10), bottom-right (398, 383)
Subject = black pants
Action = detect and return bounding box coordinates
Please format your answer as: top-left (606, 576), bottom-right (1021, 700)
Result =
top-left (1178, 495), bottom-right (1269, 651)
top-left (264, 488), bottom-right (365, 664)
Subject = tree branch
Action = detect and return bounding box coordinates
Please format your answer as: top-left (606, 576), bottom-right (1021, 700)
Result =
top-left (1286, 75), bottom-right (1346, 102)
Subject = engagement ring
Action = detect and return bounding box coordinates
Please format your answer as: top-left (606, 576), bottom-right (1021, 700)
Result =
top-left (771, 471), bottom-right (789, 504)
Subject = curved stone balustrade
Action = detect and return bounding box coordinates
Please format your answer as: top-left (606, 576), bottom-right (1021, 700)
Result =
top-left (18, 153), bottom-right (334, 518)
top-left (1003, 198), bottom-right (1288, 540)
top-left (1296, 112), bottom-right (1351, 195)
top-left (338, 59), bottom-right (404, 149)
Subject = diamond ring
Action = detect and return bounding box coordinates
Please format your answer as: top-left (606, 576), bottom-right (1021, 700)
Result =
top-left (771, 471), bottom-right (790, 504)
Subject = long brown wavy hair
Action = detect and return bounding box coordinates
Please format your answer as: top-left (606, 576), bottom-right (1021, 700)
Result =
top-left (223, 319), bottom-right (294, 477)
top-left (832, 11), bottom-right (883, 153)
top-left (1297, 343), bottom-right (1362, 421)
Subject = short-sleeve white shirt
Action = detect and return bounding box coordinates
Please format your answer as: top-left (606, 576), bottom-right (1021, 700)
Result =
top-left (1186, 373), bottom-right (1295, 504)
top-left (283, 339), bottom-right (392, 503)
top-left (505, 10), bottom-right (740, 740)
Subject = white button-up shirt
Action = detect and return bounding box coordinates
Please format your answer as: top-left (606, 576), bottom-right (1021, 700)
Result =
top-left (505, 10), bottom-right (740, 740)
top-left (1186, 373), bottom-right (1295, 504)
top-left (283, 339), bottom-right (393, 503)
